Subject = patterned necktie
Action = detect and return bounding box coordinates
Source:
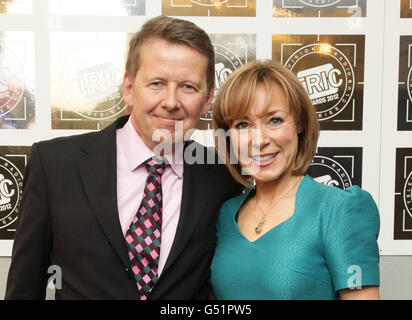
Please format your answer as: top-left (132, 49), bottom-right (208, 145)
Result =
top-left (125, 156), bottom-right (167, 300)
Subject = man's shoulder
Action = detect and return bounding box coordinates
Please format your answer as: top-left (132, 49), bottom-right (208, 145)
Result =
top-left (35, 130), bottom-right (102, 154)
top-left (35, 116), bottom-right (127, 154)
top-left (183, 140), bottom-right (240, 185)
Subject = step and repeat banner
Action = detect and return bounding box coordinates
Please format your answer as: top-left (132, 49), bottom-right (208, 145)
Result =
top-left (0, 0), bottom-right (411, 255)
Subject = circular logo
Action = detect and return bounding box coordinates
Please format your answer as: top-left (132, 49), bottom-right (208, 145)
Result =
top-left (190, 0), bottom-right (228, 6)
top-left (307, 155), bottom-right (352, 190)
top-left (407, 66), bottom-right (412, 103)
top-left (0, 156), bottom-right (23, 229)
top-left (285, 43), bottom-right (355, 121)
top-left (200, 43), bottom-right (243, 122)
top-left (298, 0), bottom-right (341, 7)
top-left (0, 47), bottom-right (24, 117)
top-left (403, 170), bottom-right (412, 218)
top-left (60, 42), bottom-right (126, 120)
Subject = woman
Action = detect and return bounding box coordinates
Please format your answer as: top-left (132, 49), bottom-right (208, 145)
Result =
top-left (210, 60), bottom-right (380, 300)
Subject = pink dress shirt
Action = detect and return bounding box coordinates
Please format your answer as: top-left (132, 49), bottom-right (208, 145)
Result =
top-left (116, 117), bottom-right (183, 276)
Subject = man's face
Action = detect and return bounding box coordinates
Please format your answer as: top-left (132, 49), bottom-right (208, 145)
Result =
top-left (123, 38), bottom-right (214, 151)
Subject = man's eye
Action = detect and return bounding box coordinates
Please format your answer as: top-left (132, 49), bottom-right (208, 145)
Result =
top-left (150, 82), bottom-right (162, 88)
top-left (183, 84), bottom-right (196, 92)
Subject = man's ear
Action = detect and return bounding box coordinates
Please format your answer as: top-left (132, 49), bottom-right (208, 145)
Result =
top-left (201, 85), bottom-right (215, 117)
top-left (122, 73), bottom-right (134, 106)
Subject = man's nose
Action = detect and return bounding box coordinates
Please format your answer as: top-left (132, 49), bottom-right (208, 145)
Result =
top-left (163, 85), bottom-right (179, 110)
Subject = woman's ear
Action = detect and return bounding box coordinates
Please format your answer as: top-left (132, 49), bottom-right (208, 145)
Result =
top-left (297, 122), bottom-right (303, 134)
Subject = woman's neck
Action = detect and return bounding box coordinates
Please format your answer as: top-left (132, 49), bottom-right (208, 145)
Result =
top-left (254, 172), bottom-right (303, 206)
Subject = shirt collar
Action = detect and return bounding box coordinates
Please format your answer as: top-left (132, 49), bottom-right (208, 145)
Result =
top-left (117, 116), bottom-right (183, 179)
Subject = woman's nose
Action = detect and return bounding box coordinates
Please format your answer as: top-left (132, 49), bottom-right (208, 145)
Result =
top-left (251, 127), bottom-right (270, 151)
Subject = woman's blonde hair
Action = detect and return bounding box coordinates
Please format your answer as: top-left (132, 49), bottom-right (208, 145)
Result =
top-left (212, 60), bottom-right (319, 188)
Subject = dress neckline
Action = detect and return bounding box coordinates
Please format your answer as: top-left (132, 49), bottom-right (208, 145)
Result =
top-left (232, 175), bottom-right (307, 244)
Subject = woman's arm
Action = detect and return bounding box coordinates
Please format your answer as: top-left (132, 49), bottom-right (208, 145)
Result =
top-left (339, 286), bottom-right (380, 300)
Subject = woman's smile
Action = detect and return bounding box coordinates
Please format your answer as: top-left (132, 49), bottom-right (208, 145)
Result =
top-left (250, 152), bottom-right (279, 167)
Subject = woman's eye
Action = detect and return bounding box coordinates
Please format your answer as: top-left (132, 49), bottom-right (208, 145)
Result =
top-left (235, 121), bottom-right (249, 129)
top-left (270, 118), bottom-right (282, 126)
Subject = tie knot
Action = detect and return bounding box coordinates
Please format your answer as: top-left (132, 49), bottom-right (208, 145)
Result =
top-left (143, 156), bottom-right (167, 176)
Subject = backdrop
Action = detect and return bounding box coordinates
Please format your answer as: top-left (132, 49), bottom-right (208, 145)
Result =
top-left (0, 0), bottom-right (411, 256)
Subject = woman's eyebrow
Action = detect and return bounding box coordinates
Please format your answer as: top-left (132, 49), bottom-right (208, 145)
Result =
top-left (258, 109), bottom-right (280, 118)
top-left (233, 115), bottom-right (250, 121)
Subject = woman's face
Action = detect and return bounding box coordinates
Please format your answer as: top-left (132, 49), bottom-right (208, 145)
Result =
top-left (230, 82), bottom-right (301, 183)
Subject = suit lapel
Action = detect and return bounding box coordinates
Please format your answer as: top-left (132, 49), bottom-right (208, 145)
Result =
top-left (160, 141), bottom-right (217, 276)
top-left (76, 116), bottom-right (131, 269)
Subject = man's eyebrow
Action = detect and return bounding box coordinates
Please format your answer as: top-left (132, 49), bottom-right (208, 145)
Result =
top-left (146, 75), bottom-right (164, 81)
top-left (144, 77), bottom-right (203, 88)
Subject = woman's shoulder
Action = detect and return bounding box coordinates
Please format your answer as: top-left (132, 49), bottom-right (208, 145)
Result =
top-left (302, 175), bottom-right (379, 235)
top-left (302, 175), bottom-right (376, 210)
top-left (216, 189), bottom-right (250, 231)
top-left (220, 189), bottom-right (251, 213)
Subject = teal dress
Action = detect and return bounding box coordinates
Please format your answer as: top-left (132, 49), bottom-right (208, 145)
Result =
top-left (210, 175), bottom-right (380, 300)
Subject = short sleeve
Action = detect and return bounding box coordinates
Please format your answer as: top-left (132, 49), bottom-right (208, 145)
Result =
top-left (324, 186), bottom-right (380, 292)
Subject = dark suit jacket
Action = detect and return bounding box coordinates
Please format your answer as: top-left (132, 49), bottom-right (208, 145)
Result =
top-left (5, 115), bottom-right (243, 300)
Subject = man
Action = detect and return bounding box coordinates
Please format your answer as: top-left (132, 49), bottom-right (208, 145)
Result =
top-left (5, 16), bottom-right (242, 300)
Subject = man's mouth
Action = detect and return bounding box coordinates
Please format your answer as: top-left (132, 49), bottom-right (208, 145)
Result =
top-left (156, 116), bottom-right (183, 127)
